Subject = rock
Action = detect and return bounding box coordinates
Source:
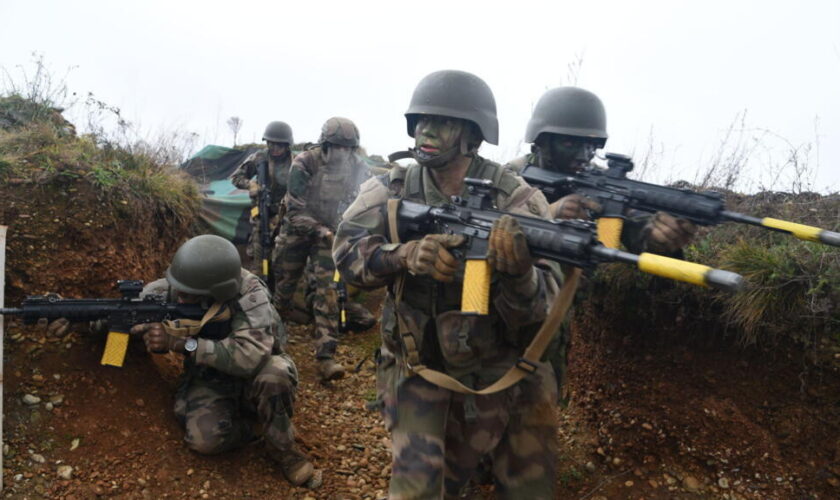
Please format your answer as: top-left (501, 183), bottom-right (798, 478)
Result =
top-left (683, 475), bottom-right (702, 492)
top-left (641, 422), bottom-right (653, 430)
top-left (624, 480), bottom-right (634, 487)
top-left (135, 398), bottom-right (145, 407)
top-left (31, 453), bottom-right (46, 464)
top-left (14, 474), bottom-right (23, 481)
top-left (827, 477), bottom-right (840, 487)
top-left (719, 477), bottom-right (730, 489)
top-left (57, 465), bottom-right (73, 479)
top-left (49, 394), bottom-right (65, 406)
top-left (187, 468), bottom-right (194, 476)
top-left (585, 461), bottom-right (596, 472)
top-left (3, 444), bottom-right (9, 456)
top-left (45, 402), bottom-right (54, 411)
top-left (23, 394), bottom-right (41, 405)
top-left (70, 438), bottom-right (80, 451)
top-left (612, 457), bottom-right (622, 466)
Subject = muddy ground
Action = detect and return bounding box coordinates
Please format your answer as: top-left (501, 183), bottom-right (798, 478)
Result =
top-left (3, 178), bottom-right (840, 499)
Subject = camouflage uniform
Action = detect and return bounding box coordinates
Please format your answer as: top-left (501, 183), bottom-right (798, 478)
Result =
top-left (141, 270), bottom-right (300, 457)
top-left (272, 145), bottom-right (369, 360)
top-left (231, 150), bottom-right (293, 274)
top-left (334, 157), bottom-right (563, 499)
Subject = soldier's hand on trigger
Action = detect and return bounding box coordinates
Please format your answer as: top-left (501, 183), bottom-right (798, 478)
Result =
top-left (131, 322), bottom-right (186, 354)
top-left (488, 215), bottom-right (533, 277)
top-left (550, 194), bottom-right (601, 220)
top-left (399, 234), bottom-right (465, 283)
top-left (646, 212), bottom-right (698, 254)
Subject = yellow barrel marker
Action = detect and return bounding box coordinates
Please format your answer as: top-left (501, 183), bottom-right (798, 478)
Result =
top-left (101, 331), bottom-right (130, 367)
top-left (597, 218), bottom-right (624, 249)
top-left (251, 206), bottom-right (259, 218)
top-left (462, 260), bottom-right (491, 315)
top-left (262, 259), bottom-right (269, 277)
top-left (333, 270), bottom-right (346, 325)
top-left (637, 253), bottom-right (710, 288)
top-left (761, 218), bottom-right (822, 242)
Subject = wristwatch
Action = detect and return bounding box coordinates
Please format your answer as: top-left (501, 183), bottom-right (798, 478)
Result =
top-left (184, 337), bottom-right (198, 354)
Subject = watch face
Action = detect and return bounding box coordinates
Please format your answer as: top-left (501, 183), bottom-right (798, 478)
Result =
top-left (185, 338), bottom-right (198, 352)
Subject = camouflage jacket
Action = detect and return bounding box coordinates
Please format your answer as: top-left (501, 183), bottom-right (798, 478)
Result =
top-left (142, 269), bottom-right (286, 379)
top-left (333, 156), bottom-right (563, 383)
top-left (231, 149), bottom-right (293, 211)
top-left (284, 146), bottom-right (371, 233)
top-left (507, 153), bottom-right (654, 254)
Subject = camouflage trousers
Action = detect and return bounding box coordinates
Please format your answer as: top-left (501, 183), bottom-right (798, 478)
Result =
top-left (271, 223), bottom-right (339, 359)
top-left (290, 260), bottom-right (377, 332)
top-left (379, 355), bottom-right (559, 500)
top-left (245, 212), bottom-right (281, 277)
top-left (174, 354), bottom-right (299, 456)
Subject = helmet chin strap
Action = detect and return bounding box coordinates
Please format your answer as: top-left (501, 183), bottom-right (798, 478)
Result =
top-left (410, 133), bottom-right (476, 170)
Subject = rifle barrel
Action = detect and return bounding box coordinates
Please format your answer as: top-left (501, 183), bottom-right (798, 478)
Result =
top-left (723, 211), bottom-right (840, 247)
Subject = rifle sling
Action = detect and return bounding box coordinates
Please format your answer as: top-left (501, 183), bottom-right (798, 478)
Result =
top-left (386, 198), bottom-right (581, 395)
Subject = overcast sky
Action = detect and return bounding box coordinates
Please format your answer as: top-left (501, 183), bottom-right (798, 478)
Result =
top-left (2, 0), bottom-right (839, 192)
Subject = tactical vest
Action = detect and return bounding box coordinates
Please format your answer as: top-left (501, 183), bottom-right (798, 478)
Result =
top-left (390, 158), bottom-right (524, 376)
top-left (308, 151), bottom-right (365, 230)
top-left (268, 154), bottom-right (292, 206)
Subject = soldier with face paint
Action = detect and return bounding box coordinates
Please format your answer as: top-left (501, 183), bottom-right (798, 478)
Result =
top-left (507, 87), bottom-right (698, 254)
top-left (231, 121), bottom-right (295, 274)
top-left (271, 117), bottom-right (370, 382)
top-left (333, 70), bottom-right (565, 499)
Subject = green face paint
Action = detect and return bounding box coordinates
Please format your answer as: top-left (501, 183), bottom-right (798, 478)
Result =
top-left (414, 116), bottom-right (466, 156)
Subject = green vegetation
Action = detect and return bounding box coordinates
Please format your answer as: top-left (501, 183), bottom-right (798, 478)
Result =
top-left (586, 190), bottom-right (840, 349)
top-left (0, 94), bottom-right (200, 224)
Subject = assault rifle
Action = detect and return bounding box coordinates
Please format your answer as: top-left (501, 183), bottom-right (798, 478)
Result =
top-left (519, 153), bottom-right (840, 249)
top-left (0, 280), bottom-right (217, 368)
top-left (254, 159), bottom-right (274, 284)
top-left (394, 178), bottom-right (744, 314)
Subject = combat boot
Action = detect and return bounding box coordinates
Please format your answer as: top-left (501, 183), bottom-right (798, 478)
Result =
top-left (318, 359), bottom-right (346, 381)
top-left (344, 302), bottom-right (377, 332)
top-left (267, 445), bottom-right (320, 487)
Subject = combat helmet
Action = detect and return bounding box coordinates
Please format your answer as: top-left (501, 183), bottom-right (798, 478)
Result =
top-left (405, 69), bottom-right (499, 145)
top-left (166, 235), bottom-right (242, 302)
top-left (262, 121), bottom-right (294, 144)
top-left (319, 117), bottom-right (360, 147)
top-left (525, 87), bottom-right (607, 146)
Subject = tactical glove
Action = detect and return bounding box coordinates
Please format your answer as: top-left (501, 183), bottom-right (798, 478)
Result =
top-left (550, 193), bottom-right (601, 220)
top-left (488, 215), bottom-right (534, 277)
top-left (645, 212), bottom-right (698, 254)
top-left (401, 234), bottom-right (465, 282)
top-left (131, 322), bottom-right (187, 354)
top-left (248, 179), bottom-right (260, 198)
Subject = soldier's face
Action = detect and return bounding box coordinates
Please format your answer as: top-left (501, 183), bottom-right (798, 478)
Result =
top-left (414, 116), bottom-right (466, 154)
top-left (267, 142), bottom-right (289, 158)
top-left (542, 135), bottom-right (598, 173)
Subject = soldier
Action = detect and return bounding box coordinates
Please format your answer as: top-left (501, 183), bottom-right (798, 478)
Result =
top-left (504, 88), bottom-right (701, 411)
top-left (129, 234), bottom-right (319, 488)
top-left (272, 117), bottom-right (370, 382)
top-left (231, 121), bottom-right (295, 275)
top-left (333, 70), bottom-right (565, 499)
top-left (507, 87), bottom-right (697, 254)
